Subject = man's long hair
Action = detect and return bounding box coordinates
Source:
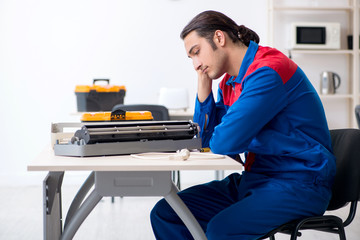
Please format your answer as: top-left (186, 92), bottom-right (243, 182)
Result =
top-left (180, 10), bottom-right (260, 50)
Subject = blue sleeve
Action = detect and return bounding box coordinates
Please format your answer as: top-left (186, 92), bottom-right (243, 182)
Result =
top-left (210, 67), bottom-right (288, 155)
top-left (193, 87), bottom-right (227, 147)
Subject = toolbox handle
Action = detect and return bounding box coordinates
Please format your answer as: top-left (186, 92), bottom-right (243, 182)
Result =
top-left (93, 79), bottom-right (110, 85)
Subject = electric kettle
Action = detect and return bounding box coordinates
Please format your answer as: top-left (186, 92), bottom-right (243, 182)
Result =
top-left (320, 71), bottom-right (341, 94)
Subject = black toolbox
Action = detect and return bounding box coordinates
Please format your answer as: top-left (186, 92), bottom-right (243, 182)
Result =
top-left (75, 79), bottom-right (126, 112)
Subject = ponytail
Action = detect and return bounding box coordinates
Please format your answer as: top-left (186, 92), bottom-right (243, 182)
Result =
top-left (237, 25), bottom-right (260, 47)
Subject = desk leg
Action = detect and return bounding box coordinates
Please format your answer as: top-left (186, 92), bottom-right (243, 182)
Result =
top-left (61, 190), bottom-right (102, 240)
top-left (164, 183), bottom-right (207, 240)
top-left (215, 170), bottom-right (225, 180)
top-left (64, 171), bottom-right (95, 228)
top-left (95, 171), bottom-right (207, 240)
top-left (43, 171), bottom-right (64, 240)
top-left (44, 171), bottom-right (207, 240)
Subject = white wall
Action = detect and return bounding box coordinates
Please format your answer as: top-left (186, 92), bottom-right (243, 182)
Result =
top-left (0, 0), bottom-right (268, 184)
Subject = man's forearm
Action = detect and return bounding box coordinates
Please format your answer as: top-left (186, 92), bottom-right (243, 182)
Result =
top-left (197, 73), bottom-right (212, 103)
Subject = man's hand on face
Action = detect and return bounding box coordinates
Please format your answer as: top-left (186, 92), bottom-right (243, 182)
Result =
top-left (197, 69), bottom-right (212, 103)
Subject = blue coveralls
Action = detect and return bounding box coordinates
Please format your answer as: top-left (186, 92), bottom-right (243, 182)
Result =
top-left (150, 41), bottom-right (336, 240)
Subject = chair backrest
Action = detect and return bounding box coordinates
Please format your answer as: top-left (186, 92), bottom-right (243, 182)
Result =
top-left (355, 105), bottom-right (360, 128)
top-left (112, 104), bottom-right (170, 121)
top-left (327, 129), bottom-right (360, 210)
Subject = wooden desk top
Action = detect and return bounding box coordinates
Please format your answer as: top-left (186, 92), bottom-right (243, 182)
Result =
top-left (28, 147), bottom-right (243, 172)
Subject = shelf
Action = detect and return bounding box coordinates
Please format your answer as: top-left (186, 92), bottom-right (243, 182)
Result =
top-left (286, 50), bottom-right (353, 55)
top-left (319, 94), bottom-right (353, 99)
top-left (269, 0), bottom-right (360, 128)
top-left (273, 6), bottom-right (353, 11)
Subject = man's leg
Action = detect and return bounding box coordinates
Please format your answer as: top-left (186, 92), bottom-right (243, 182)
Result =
top-left (150, 173), bottom-right (242, 240)
top-left (151, 171), bottom-right (331, 240)
top-left (205, 173), bottom-right (331, 240)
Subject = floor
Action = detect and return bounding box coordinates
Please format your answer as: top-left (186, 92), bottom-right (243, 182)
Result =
top-left (0, 182), bottom-right (359, 240)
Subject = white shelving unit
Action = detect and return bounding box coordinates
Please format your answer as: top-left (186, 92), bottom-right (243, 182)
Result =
top-left (268, 0), bottom-right (359, 128)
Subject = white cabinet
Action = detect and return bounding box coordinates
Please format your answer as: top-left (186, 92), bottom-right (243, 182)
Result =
top-left (268, 0), bottom-right (359, 128)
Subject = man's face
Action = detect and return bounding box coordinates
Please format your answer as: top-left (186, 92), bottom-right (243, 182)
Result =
top-left (184, 31), bottom-right (226, 79)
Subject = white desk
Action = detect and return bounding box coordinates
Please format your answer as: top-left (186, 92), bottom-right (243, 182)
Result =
top-left (28, 147), bottom-right (242, 240)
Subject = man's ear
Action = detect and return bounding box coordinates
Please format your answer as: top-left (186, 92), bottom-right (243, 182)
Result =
top-left (213, 30), bottom-right (226, 46)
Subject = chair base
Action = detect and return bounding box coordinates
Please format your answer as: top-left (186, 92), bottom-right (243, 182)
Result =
top-left (259, 215), bottom-right (346, 240)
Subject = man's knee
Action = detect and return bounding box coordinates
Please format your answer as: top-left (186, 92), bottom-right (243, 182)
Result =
top-left (150, 198), bottom-right (168, 223)
top-left (206, 214), bottom-right (233, 240)
top-left (205, 211), bottom-right (264, 240)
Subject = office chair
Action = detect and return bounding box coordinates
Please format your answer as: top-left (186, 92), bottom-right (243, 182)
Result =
top-left (355, 105), bottom-right (360, 128)
top-left (111, 104), bottom-right (181, 197)
top-left (260, 128), bottom-right (360, 240)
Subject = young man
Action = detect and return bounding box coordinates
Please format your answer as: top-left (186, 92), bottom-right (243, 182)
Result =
top-left (150, 10), bottom-right (336, 240)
